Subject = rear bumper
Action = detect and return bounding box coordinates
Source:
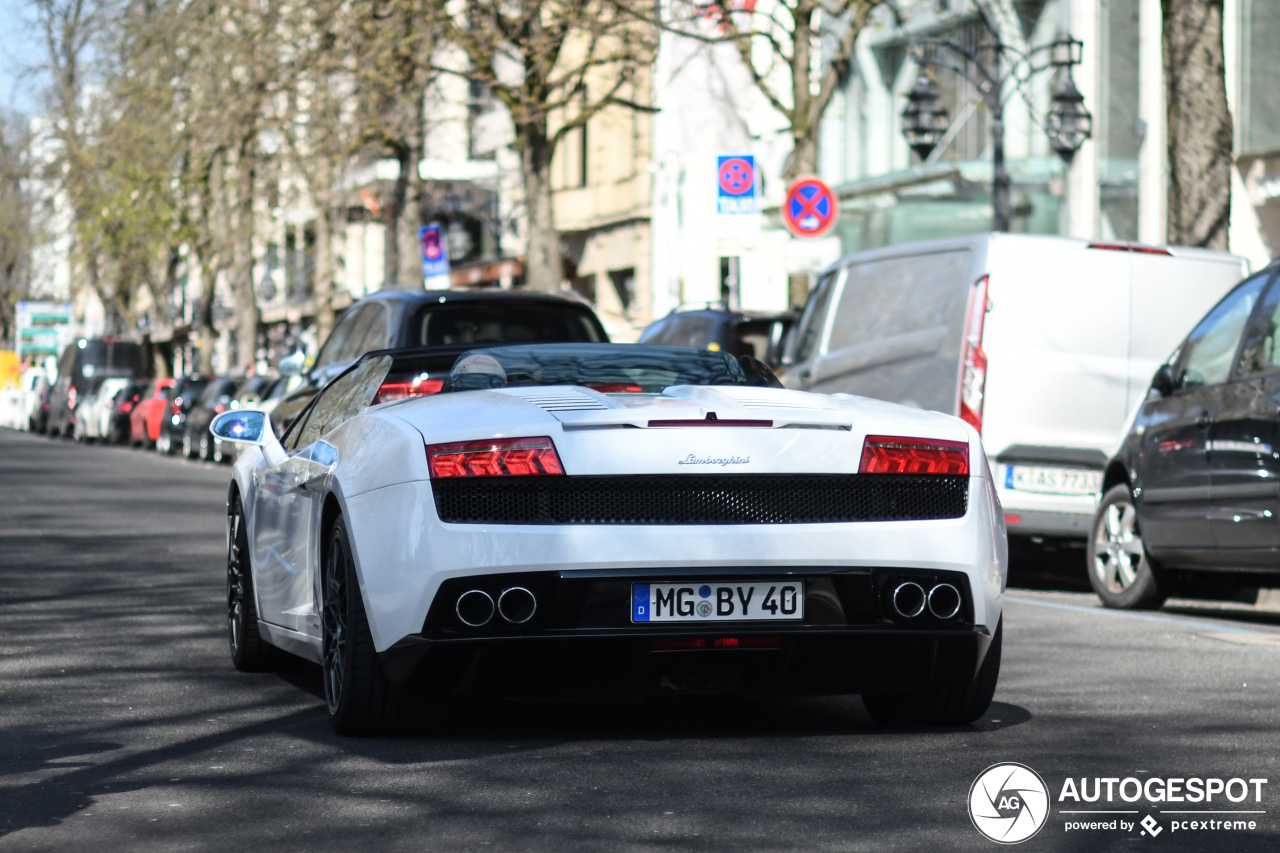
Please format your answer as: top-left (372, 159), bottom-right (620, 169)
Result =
top-left (382, 626), bottom-right (995, 699)
top-left (1002, 508), bottom-right (1092, 537)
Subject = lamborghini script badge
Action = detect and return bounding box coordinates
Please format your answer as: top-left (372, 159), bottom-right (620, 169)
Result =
top-left (678, 454), bottom-right (750, 466)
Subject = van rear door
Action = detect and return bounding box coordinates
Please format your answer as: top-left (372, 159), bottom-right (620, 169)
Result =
top-left (981, 240), bottom-right (1132, 459)
top-left (806, 248), bottom-right (974, 414)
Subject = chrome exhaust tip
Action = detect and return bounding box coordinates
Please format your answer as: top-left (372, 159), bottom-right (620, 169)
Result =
top-left (927, 583), bottom-right (962, 620)
top-left (891, 582), bottom-right (927, 618)
top-left (498, 587), bottom-right (537, 624)
top-left (456, 590), bottom-right (495, 627)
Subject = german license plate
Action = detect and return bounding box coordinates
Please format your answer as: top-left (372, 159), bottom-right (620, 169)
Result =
top-left (1003, 464), bottom-right (1101, 496)
top-left (631, 581), bottom-right (804, 623)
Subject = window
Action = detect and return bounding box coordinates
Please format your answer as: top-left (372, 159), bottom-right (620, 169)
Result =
top-left (792, 271), bottom-right (840, 363)
top-left (293, 357), bottom-right (393, 449)
top-left (411, 304), bottom-right (605, 346)
top-left (1242, 0), bottom-right (1280, 154)
top-left (826, 249), bottom-right (970, 352)
top-left (313, 307), bottom-right (359, 371)
top-left (1176, 275), bottom-right (1269, 389)
top-left (1233, 273), bottom-right (1280, 378)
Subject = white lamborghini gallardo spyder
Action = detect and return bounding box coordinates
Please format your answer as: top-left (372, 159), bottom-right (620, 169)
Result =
top-left (212, 344), bottom-right (1007, 735)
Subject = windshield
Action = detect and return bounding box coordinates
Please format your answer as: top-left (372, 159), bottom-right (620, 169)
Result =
top-left (411, 303), bottom-right (606, 346)
top-left (444, 344), bottom-right (778, 393)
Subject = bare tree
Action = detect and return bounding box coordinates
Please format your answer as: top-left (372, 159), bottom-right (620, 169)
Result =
top-left (702, 0), bottom-right (882, 180)
top-left (1163, 0), bottom-right (1232, 250)
top-left (0, 113), bottom-right (33, 347)
top-left (436, 1), bottom-right (658, 292)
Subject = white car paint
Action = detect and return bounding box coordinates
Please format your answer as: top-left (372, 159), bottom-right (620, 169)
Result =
top-left (226, 383), bottom-right (1006, 660)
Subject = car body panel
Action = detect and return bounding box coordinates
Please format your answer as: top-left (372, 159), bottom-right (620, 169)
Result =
top-left (229, 378), bottom-right (1004, 662)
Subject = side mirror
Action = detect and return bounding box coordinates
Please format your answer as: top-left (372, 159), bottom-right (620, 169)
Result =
top-left (1151, 364), bottom-right (1176, 397)
top-left (278, 351), bottom-right (306, 377)
top-left (211, 409), bottom-right (287, 466)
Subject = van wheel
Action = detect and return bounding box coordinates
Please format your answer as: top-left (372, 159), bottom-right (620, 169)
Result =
top-left (1088, 484), bottom-right (1166, 610)
top-left (863, 621), bottom-right (1002, 726)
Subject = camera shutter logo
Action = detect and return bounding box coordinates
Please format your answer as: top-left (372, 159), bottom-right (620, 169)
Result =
top-left (969, 763), bottom-right (1050, 844)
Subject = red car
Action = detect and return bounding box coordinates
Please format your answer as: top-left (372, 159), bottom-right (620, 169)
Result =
top-left (129, 378), bottom-right (176, 447)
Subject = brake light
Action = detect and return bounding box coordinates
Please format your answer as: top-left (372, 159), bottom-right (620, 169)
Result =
top-left (1087, 241), bottom-right (1172, 256)
top-left (68, 387), bottom-right (77, 409)
top-left (427, 436), bottom-right (564, 478)
top-left (860, 436), bottom-right (969, 475)
top-left (171, 400), bottom-right (182, 415)
top-left (588, 383), bottom-right (645, 393)
top-left (958, 275), bottom-right (989, 432)
top-left (648, 419), bottom-right (772, 428)
top-left (214, 404), bottom-right (228, 414)
top-left (374, 378), bottom-right (444, 405)
top-left (121, 402), bottom-right (133, 413)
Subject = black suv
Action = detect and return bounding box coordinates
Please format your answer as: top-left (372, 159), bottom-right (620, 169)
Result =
top-left (1093, 258), bottom-right (1280, 608)
top-left (273, 290), bottom-right (609, 430)
top-left (637, 305), bottom-right (794, 368)
top-left (46, 339), bottom-right (146, 437)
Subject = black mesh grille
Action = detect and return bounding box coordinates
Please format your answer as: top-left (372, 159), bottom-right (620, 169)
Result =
top-left (432, 474), bottom-right (968, 525)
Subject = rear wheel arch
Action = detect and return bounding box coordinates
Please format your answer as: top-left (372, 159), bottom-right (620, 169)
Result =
top-left (1101, 461), bottom-right (1131, 497)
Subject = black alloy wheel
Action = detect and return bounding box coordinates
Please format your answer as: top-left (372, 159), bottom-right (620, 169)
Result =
top-left (227, 496), bottom-right (278, 671)
top-left (322, 516), bottom-right (441, 736)
top-left (1087, 484), bottom-right (1166, 610)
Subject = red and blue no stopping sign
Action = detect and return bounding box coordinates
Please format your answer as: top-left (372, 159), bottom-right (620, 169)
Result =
top-left (783, 176), bottom-right (839, 237)
top-left (717, 155), bottom-right (759, 214)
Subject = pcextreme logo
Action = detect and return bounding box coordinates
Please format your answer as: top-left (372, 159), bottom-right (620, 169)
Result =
top-left (969, 764), bottom-right (1269, 843)
top-left (969, 763), bottom-right (1051, 844)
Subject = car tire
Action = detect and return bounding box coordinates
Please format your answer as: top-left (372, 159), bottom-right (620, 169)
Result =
top-left (157, 431), bottom-right (171, 454)
top-left (322, 516), bottom-right (441, 736)
top-left (182, 432), bottom-right (192, 458)
top-left (199, 434), bottom-right (210, 461)
top-left (862, 620), bottom-right (1002, 726)
top-left (227, 496), bottom-right (279, 672)
top-left (1087, 484), bottom-right (1166, 610)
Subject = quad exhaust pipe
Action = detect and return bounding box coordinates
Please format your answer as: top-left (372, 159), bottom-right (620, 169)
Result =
top-left (891, 581), bottom-right (962, 620)
top-left (456, 586), bottom-right (538, 627)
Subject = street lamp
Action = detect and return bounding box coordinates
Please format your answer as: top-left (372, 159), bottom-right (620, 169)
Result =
top-left (1045, 74), bottom-right (1093, 164)
top-left (902, 73), bottom-right (949, 161)
top-left (900, 19), bottom-right (1092, 231)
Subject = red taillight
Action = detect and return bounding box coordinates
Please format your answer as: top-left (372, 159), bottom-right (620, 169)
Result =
top-left (427, 436), bottom-right (564, 479)
top-left (374, 379), bottom-right (444, 405)
top-left (860, 436), bottom-right (969, 475)
top-left (121, 402), bottom-right (133, 413)
top-left (68, 387), bottom-right (77, 409)
top-left (650, 637), bottom-right (782, 650)
top-left (588, 383), bottom-right (645, 393)
top-left (1004, 514), bottom-right (1022, 525)
top-left (214, 404), bottom-right (227, 414)
top-left (170, 400), bottom-right (181, 415)
top-left (958, 275), bottom-right (989, 432)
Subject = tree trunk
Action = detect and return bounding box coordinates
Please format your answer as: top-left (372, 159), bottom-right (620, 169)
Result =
top-left (1163, 0), bottom-right (1233, 249)
top-left (383, 143), bottom-right (411, 289)
top-left (314, 200), bottom-right (336, 343)
top-left (396, 92), bottom-right (426, 289)
top-left (520, 125), bottom-right (561, 292)
top-left (197, 251), bottom-right (218, 375)
top-left (232, 141), bottom-right (260, 372)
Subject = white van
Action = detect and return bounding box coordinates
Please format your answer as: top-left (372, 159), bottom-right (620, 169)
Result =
top-left (778, 233), bottom-right (1249, 539)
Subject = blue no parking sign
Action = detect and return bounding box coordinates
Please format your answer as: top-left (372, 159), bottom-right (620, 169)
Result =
top-left (420, 223), bottom-right (450, 281)
top-left (717, 155), bottom-right (759, 215)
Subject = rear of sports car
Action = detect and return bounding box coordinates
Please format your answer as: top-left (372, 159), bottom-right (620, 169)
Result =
top-left (340, 383), bottom-right (1006, 727)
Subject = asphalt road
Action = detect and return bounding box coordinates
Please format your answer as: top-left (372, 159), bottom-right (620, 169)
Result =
top-left (2, 427), bottom-right (1279, 852)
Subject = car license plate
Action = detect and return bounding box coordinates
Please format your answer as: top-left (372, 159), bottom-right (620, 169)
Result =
top-left (631, 581), bottom-right (804, 623)
top-left (1003, 465), bottom-right (1101, 496)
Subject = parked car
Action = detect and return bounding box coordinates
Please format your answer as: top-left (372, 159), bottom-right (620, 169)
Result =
top-left (128, 378), bottom-right (177, 447)
top-left (638, 304), bottom-right (795, 367)
top-left (211, 343), bottom-right (1004, 734)
top-left (22, 368), bottom-right (51, 433)
top-left (271, 290), bottom-right (610, 431)
top-left (72, 377), bottom-right (134, 442)
top-left (1091, 258), bottom-right (1280, 609)
top-left (47, 339), bottom-right (146, 437)
top-left (180, 378), bottom-right (239, 460)
top-left (156, 375), bottom-right (212, 455)
top-left (105, 381), bottom-right (146, 444)
top-left (777, 234), bottom-right (1249, 544)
